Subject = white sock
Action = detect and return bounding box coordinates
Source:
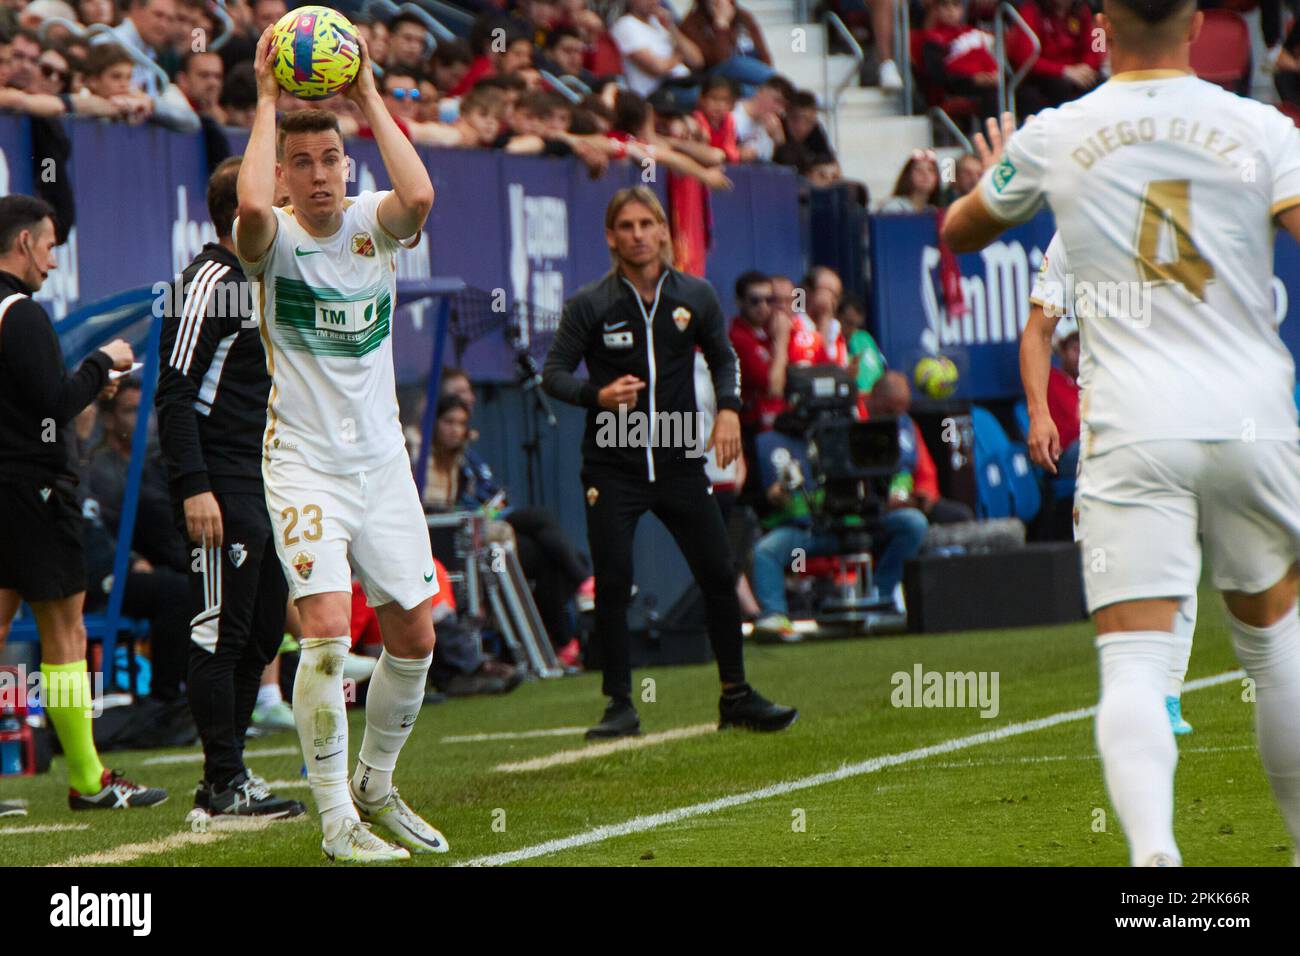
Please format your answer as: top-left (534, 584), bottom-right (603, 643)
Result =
top-left (256, 681), bottom-right (283, 710)
top-left (1167, 594), bottom-right (1196, 697)
top-left (1095, 631), bottom-right (1181, 866)
top-left (294, 637), bottom-right (357, 840)
top-left (353, 650), bottom-right (432, 805)
top-left (1226, 604), bottom-right (1300, 848)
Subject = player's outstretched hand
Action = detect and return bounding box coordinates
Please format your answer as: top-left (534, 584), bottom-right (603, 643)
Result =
top-left (184, 492), bottom-right (224, 549)
top-left (254, 25), bottom-right (281, 102)
top-left (345, 33), bottom-right (379, 104)
top-left (1027, 414), bottom-right (1062, 475)
top-left (972, 111), bottom-right (1017, 173)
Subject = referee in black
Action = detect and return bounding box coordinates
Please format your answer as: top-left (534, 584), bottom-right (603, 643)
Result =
top-left (543, 187), bottom-right (797, 738)
top-left (156, 157), bottom-right (302, 819)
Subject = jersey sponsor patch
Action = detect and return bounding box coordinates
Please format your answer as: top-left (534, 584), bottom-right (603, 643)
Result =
top-left (273, 277), bottom-right (391, 357)
top-left (603, 330), bottom-right (633, 349)
top-left (992, 157), bottom-right (1017, 193)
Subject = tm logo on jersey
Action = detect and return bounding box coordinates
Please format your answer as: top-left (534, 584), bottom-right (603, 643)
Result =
top-left (992, 157), bottom-right (1017, 193)
top-left (315, 299), bottom-right (376, 335)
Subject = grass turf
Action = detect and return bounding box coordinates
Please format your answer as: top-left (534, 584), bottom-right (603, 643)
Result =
top-left (1, 586), bottom-right (1292, 866)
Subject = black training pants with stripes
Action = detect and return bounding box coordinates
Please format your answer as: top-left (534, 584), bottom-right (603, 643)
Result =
top-left (178, 492), bottom-right (288, 789)
top-left (582, 466), bottom-right (745, 701)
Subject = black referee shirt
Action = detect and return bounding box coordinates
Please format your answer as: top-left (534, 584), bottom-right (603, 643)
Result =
top-left (0, 269), bottom-right (112, 485)
top-left (155, 242), bottom-right (268, 500)
top-left (542, 265), bottom-right (741, 480)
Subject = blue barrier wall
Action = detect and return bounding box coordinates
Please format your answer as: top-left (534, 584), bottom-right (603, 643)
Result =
top-left (869, 210), bottom-right (1300, 402)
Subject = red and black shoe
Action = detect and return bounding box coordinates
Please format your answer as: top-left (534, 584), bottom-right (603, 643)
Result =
top-left (69, 769), bottom-right (168, 811)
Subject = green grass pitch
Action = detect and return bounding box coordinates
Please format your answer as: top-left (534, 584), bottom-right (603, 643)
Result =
top-left (1, 585), bottom-right (1292, 867)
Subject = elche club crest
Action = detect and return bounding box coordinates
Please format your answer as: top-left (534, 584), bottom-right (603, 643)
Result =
top-left (351, 232), bottom-right (375, 257)
top-left (293, 550), bottom-right (315, 580)
top-left (672, 307), bottom-right (691, 332)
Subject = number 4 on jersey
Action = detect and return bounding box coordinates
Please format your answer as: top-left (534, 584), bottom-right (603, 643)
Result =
top-left (1133, 179), bottom-right (1216, 301)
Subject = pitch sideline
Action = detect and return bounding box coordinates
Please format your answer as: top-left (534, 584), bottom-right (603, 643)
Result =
top-left (458, 669), bottom-right (1247, 867)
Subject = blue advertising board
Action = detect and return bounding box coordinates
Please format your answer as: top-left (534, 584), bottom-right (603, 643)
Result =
top-left (870, 209), bottom-right (1300, 402)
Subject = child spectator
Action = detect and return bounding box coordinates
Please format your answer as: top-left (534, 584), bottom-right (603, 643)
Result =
top-left (916, 0), bottom-right (999, 122)
top-left (733, 74), bottom-right (793, 162)
top-left (1008, 0), bottom-right (1103, 116)
top-left (693, 74), bottom-right (740, 163)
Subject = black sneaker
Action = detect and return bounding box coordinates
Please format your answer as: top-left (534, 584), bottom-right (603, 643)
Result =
top-left (193, 779), bottom-right (210, 812)
top-left (209, 770), bottom-right (305, 818)
top-left (585, 698), bottom-right (641, 739)
top-left (719, 686), bottom-right (798, 732)
top-left (69, 769), bottom-right (168, 810)
top-left (0, 798), bottom-right (28, 818)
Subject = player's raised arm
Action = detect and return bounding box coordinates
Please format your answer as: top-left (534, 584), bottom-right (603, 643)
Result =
top-left (942, 113), bottom-right (1034, 253)
top-left (347, 37), bottom-right (435, 241)
top-left (235, 27), bottom-right (282, 266)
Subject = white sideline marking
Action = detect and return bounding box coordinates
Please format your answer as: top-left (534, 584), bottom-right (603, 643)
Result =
top-left (142, 745), bottom-right (299, 766)
top-left (494, 723), bottom-right (716, 774)
top-left (442, 727), bottom-right (588, 744)
top-left (0, 823), bottom-right (91, 836)
top-left (906, 743), bottom-right (1254, 773)
top-left (460, 669), bottom-right (1246, 866)
top-left (48, 815), bottom-right (298, 867)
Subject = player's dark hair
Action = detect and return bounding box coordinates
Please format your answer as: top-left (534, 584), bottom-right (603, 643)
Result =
top-left (734, 270), bottom-right (770, 303)
top-left (1106, 0), bottom-right (1194, 25)
top-left (206, 156), bottom-right (241, 240)
top-left (83, 42), bottom-right (134, 78)
top-left (277, 110), bottom-right (343, 159)
top-left (0, 194), bottom-right (55, 255)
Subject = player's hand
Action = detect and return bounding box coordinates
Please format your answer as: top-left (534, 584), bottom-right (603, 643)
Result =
top-left (100, 339), bottom-right (135, 371)
top-left (972, 111), bottom-right (1017, 173)
top-left (707, 409), bottom-right (742, 469)
top-left (184, 492), bottom-right (224, 548)
top-left (1027, 414), bottom-right (1062, 474)
top-left (345, 33), bottom-right (379, 104)
top-left (597, 375), bottom-right (646, 410)
top-left (254, 25), bottom-right (281, 102)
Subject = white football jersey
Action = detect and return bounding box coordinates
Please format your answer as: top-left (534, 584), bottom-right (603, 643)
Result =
top-left (235, 191), bottom-right (418, 474)
top-left (981, 71), bottom-right (1300, 455)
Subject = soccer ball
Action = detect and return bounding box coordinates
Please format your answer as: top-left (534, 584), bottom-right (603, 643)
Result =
top-left (270, 6), bottom-right (361, 101)
top-left (914, 355), bottom-right (959, 399)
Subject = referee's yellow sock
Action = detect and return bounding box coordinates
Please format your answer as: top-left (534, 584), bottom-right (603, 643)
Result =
top-left (40, 661), bottom-right (105, 795)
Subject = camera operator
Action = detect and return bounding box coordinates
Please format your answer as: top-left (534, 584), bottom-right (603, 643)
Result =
top-left (750, 406), bottom-right (928, 641)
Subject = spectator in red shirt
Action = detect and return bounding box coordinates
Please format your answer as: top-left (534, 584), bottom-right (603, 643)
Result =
top-left (1008, 0), bottom-right (1103, 117)
top-left (693, 74), bottom-right (741, 163)
top-left (728, 270), bottom-right (784, 433)
top-left (916, 0), bottom-right (999, 122)
top-left (452, 19), bottom-right (535, 97)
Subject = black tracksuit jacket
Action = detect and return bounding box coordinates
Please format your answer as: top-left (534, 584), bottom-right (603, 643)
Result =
top-left (542, 266), bottom-right (741, 481)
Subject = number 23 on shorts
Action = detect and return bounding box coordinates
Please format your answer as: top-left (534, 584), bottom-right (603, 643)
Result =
top-left (281, 504), bottom-right (324, 546)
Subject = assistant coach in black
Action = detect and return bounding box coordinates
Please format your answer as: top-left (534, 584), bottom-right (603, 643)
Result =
top-left (156, 157), bottom-right (302, 819)
top-left (543, 186), bottom-right (797, 738)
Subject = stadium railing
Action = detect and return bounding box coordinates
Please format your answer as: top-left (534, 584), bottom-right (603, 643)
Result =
top-left (993, 1), bottom-right (1040, 118)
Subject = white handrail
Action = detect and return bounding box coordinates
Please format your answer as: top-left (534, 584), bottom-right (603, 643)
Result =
top-left (994, 1), bottom-right (1040, 117)
top-left (822, 11), bottom-right (863, 153)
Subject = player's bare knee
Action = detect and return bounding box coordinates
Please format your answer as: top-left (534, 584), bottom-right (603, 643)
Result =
top-left (1224, 566), bottom-right (1300, 630)
top-left (1092, 597), bottom-right (1180, 635)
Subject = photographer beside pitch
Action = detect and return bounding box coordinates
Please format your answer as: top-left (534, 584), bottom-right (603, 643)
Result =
top-left (542, 186), bottom-right (797, 738)
top-left (0, 194), bottom-right (167, 811)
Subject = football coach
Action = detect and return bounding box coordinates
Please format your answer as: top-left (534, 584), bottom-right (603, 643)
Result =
top-left (542, 186), bottom-right (797, 739)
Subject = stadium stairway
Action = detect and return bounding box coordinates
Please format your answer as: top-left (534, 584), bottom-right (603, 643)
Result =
top-left (741, 0), bottom-right (932, 205)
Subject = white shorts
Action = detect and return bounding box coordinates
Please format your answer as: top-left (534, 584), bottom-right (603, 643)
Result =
top-left (264, 449), bottom-right (438, 610)
top-left (1075, 439), bottom-right (1300, 613)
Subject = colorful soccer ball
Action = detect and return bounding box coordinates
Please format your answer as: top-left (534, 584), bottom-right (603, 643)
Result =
top-left (914, 355), bottom-right (959, 399)
top-left (270, 6), bottom-right (361, 101)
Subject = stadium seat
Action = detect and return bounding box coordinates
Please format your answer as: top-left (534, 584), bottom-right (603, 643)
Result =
top-left (1189, 10), bottom-right (1252, 94)
top-left (971, 406), bottom-right (1040, 522)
